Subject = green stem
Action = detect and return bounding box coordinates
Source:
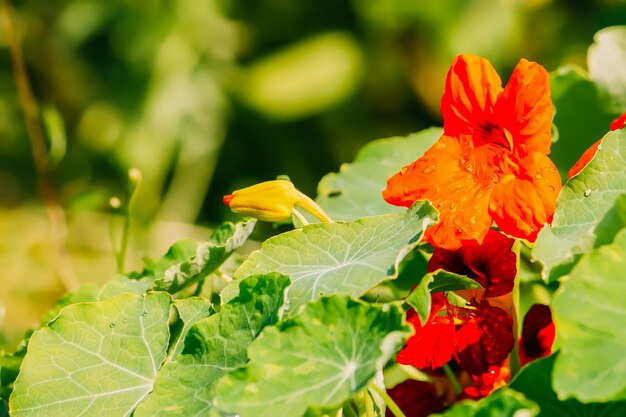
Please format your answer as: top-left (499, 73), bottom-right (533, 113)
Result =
top-left (364, 390), bottom-right (375, 417)
top-left (192, 278), bottom-right (206, 297)
top-left (368, 382), bottom-right (406, 417)
top-left (509, 240), bottom-right (522, 377)
top-left (443, 363), bottom-right (462, 395)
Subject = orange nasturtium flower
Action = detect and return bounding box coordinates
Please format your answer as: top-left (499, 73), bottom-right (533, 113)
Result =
top-left (383, 54), bottom-right (561, 249)
top-left (223, 180), bottom-right (333, 224)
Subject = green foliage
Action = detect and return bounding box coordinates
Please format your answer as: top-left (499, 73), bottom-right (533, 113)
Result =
top-left (551, 228), bottom-right (626, 403)
top-left (10, 292), bottom-right (172, 417)
top-left (316, 129), bottom-right (441, 220)
top-left (588, 26), bottom-right (626, 114)
top-left (533, 129), bottom-right (626, 281)
top-left (133, 274), bottom-right (289, 417)
top-left (433, 389), bottom-right (539, 417)
top-left (510, 355), bottom-right (626, 416)
top-left (229, 201), bottom-right (438, 313)
top-left (213, 295), bottom-right (411, 417)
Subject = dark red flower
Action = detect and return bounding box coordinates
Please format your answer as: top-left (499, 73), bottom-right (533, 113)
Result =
top-left (428, 229), bottom-right (516, 297)
top-left (461, 365), bottom-right (510, 400)
top-left (386, 379), bottom-right (446, 417)
top-left (397, 295), bottom-right (514, 375)
top-left (519, 304), bottom-right (555, 366)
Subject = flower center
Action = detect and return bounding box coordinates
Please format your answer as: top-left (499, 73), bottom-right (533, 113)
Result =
top-left (475, 122), bottom-right (514, 151)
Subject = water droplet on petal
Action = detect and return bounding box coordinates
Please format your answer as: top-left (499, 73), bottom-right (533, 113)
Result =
top-left (548, 185), bottom-right (555, 192)
top-left (584, 189), bottom-right (592, 197)
top-left (423, 165), bottom-right (435, 174)
top-left (470, 216), bottom-right (477, 224)
top-left (109, 322), bottom-right (116, 328)
top-left (598, 144), bottom-right (603, 150)
top-left (535, 173), bottom-right (542, 179)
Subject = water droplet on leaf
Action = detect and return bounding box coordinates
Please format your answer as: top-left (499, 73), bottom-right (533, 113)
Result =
top-left (141, 311), bottom-right (148, 317)
top-left (584, 189), bottom-right (591, 197)
top-left (109, 322), bottom-right (116, 328)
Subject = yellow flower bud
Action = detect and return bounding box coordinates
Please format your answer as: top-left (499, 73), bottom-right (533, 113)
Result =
top-left (223, 180), bottom-right (332, 223)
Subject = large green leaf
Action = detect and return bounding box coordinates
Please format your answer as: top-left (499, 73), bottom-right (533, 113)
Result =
top-left (434, 389), bottom-right (539, 417)
top-left (510, 355), bottom-right (626, 416)
top-left (166, 298), bottom-right (214, 361)
top-left (10, 292), bottom-right (172, 417)
top-left (551, 228), bottom-right (626, 402)
top-left (230, 201), bottom-right (438, 313)
top-left (532, 129), bottom-right (626, 281)
top-left (213, 295), bottom-right (411, 417)
top-left (588, 26), bottom-right (626, 113)
top-left (133, 274), bottom-right (289, 417)
top-left (316, 128), bottom-right (442, 220)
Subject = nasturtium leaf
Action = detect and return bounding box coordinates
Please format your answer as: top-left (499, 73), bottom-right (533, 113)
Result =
top-left (405, 270), bottom-right (481, 324)
top-left (150, 220), bottom-right (256, 293)
top-left (166, 298), bottom-right (214, 361)
top-left (99, 275), bottom-right (153, 300)
top-left (588, 26), bottom-right (626, 113)
top-left (213, 295), bottom-right (411, 417)
top-left (316, 128), bottom-right (441, 220)
top-left (433, 388), bottom-right (539, 417)
top-left (39, 284), bottom-right (99, 325)
top-left (510, 355), bottom-right (626, 416)
top-left (551, 228), bottom-right (626, 402)
top-left (229, 201), bottom-right (438, 314)
top-left (133, 274), bottom-right (289, 417)
top-left (10, 292), bottom-right (171, 417)
top-left (533, 129), bottom-right (626, 281)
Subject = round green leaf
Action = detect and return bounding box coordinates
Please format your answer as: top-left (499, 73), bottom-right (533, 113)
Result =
top-left (214, 295), bottom-right (411, 417)
top-left (10, 292), bottom-right (172, 417)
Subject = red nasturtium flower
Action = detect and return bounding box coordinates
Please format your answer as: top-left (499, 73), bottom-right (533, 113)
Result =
top-left (567, 112), bottom-right (626, 179)
top-left (518, 304), bottom-right (555, 367)
top-left (428, 229), bottom-right (516, 298)
top-left (397, 229), bottom-right (516, 375)
top-left (383, 54), bottom-right (561, 249)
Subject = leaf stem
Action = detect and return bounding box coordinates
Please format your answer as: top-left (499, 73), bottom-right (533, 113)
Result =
top-left (368, 382), bottom-right (406, 417)
top-left (1, 0), bottom-right (78, 290)
top-left (443, 363), bottom-right (462, 395)
top-left (364, 390), bottom-right (375, 417)
top-left (291, 208), bottom-right (310, 227)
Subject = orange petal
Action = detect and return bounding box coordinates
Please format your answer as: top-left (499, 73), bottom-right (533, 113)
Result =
top-left (383, 135), bottom-right (493, 249)
top-left (489, 153), bottom-right (561, 241)
top-left (441, 54), bottom-right (503, 138)
top-left (383, 135), bottom-right (466, 208)
top-left (567, 139), bottom-right (601, 180)
top-left (494, 59), bottom-right (553, 156)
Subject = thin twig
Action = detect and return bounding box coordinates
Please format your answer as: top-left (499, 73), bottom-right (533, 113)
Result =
top-left (1, 0), bottom-right (78, 290)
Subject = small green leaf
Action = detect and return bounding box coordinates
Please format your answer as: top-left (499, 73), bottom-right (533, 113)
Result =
top-left (405, 270), bottom-right (481, 324)
top-left (39, 284), bottom-right (99, 325)
top-left (588, 26), bottom-right (626, 113)
top-left (433, 388), bottom-right (539, 417)
top-left (533, 129), bottom-right (626, 281)
top-left (133, 274), bottom-right (289, 417)
top-left (10, 292), bottom-right (172, 417)
top-left (316, 128), bottom-right (442, 220)
top-left (510, 355), bottom-right (626, 416)
top-left (166, 298), bottom-right (214, 361)
top-left (214, 295), bottom-right (411, 417)
top-left (552, 228), bottom-right (626, 402)
top-left (229, 201), bottom-right (438, 314)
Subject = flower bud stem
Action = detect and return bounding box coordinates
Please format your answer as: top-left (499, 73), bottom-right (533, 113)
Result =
top-left (368, 382), bottom-right (406, 417)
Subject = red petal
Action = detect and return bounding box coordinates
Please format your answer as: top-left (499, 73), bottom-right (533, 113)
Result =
top-left (519, 304), bottom-right (555, 367)
top-left (441, 54), bottom-right (503, 138)
top-left (396, 295), bottom-right (456, 370)
top-left (223, 194), bottom-right (235, 206)
top-left (610, 112), bottom-right (626, 130)
top-left (428, 230), bottom-right (516, 297)
top-left (494, 59), bottom-right (553, 156)
top-left (567, 140), bottom-right (601, 180)
top-left (455, 301), bottom-right (514, 375)
top-left (386, 379), bottom-right (446, 417)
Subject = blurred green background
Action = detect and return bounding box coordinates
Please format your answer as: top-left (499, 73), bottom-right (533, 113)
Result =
top-left (0, 0), bottom-right (625, 349)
